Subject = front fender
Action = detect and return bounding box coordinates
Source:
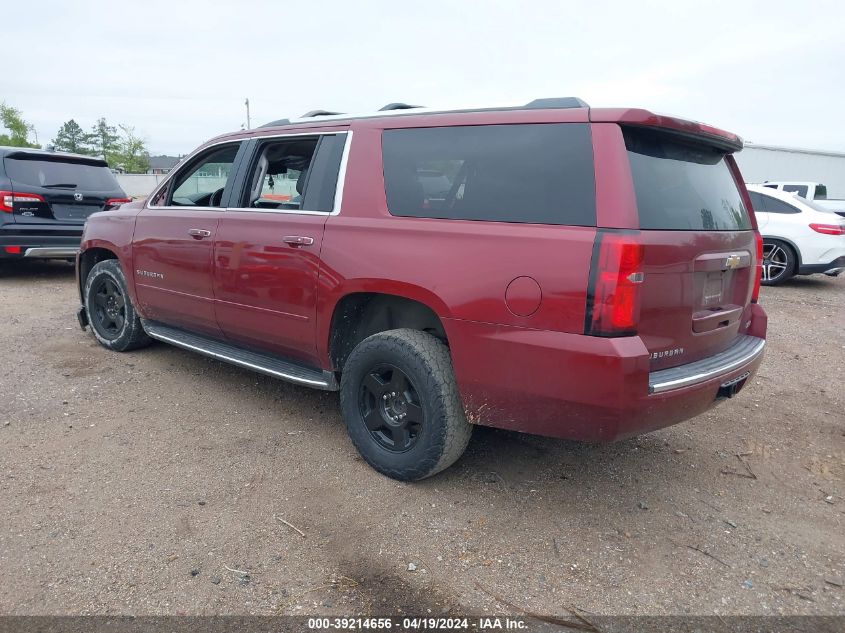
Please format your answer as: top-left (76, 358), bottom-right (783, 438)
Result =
top-left (77, 208), bottom-right (140, 308)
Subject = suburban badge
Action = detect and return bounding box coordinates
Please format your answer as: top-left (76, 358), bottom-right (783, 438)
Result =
top-left (651, 347), bottom-right (685, 360)
top-left (136, 269), bottom-right (164, 280)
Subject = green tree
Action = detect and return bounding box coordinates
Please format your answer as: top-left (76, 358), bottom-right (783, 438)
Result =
top-left (0, 103), bottom-right (39, 148)
top-left (90, 117), bottom-right (120, 164)
top-left (114, 125), bottom-right (150, 173)
top-left (52, 119), bottom-right (93, 154)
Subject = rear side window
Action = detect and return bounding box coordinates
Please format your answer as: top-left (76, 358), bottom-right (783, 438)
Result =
top-left (382, 123), bottom-right (596, 226)
top-left (624, 128), bottom-right (751, 231)
top-left (748, 191), bottom-right (799, 214)
top-left (5, 156), bottom-right (119, 192)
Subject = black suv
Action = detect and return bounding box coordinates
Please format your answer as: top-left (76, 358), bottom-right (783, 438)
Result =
top-left (0, 147), bottom-right (129, 260)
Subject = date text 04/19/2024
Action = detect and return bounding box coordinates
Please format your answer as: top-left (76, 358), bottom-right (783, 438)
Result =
top-left (306, 617), bottom-right (528, 630)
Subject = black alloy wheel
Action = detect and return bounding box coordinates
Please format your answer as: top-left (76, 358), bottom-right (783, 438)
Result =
top-left (91, 276), bottom-right (126, 339)
top-left (340, 329), bottom-right (473, 481)
top-left (359, 363), bottom-right (424, 452)
top-left (84, 259), bottom-right (151, 352)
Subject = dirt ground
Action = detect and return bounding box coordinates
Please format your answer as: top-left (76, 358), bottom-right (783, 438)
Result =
top-left (0, 259), bottom-right (842, 618)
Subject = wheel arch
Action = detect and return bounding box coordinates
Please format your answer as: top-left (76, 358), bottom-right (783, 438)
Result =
top-left (325, 288), bottom-right (451, 372)
top-left (761, 234), bottom-right (803, 267)
top-left (77, 245), bottom-right (121, 304)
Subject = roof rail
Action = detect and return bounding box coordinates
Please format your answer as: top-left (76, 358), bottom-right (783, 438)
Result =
top-left (259, 97), bottom-right (589, 129)
top-left (301, 110), bottom-right (345, 118)
top-left (379, 103), bottom-right (423, 111)
top-left (523, 97), bottom-right (589, 109)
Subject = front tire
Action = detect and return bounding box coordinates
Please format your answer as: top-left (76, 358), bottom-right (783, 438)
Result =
top-left (84, 259), bottom-right (151, 351)
top-left (761, 239), bottom-right (796, 286)
top-left (340, 329), bottom-right (472, 481)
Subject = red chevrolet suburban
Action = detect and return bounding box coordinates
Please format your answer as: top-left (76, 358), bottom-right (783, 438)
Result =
top-left (75, 98), bottom-right (767, 480)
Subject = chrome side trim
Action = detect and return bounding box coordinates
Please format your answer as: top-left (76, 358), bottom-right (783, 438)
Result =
top-left (143, 323), bottom-right (334, 389)
top-left (649, 335), bottom-right (765, 394)
top-left (331, 130), bottom-right (353, 215)
top-left (24, 247), bottom-right (80, 258)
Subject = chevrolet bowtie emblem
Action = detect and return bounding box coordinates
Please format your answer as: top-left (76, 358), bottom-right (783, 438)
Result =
top-left (725, 255), bottom-right (742, 269)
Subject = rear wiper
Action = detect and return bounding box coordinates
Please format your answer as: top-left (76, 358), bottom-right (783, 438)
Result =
top-left (42, 183), bottom-right (77, 189)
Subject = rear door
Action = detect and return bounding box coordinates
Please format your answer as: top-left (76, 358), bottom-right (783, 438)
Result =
top-left (622, 127), bottom-right (758, 370)
top-left (2, 152), bottom-right (126, 225)
top-left (213, 132), bottom-right (348, 367)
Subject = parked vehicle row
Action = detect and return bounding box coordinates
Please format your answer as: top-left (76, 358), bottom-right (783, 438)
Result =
top-left (747, 185), bottom-right (845, 285)
top-left (74, 99), bottom-right (768, 480)
top-left (758, 181), bottom-right (845, 215)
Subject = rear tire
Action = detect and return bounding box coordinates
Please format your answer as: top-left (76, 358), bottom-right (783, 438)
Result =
top-left (340, 329), bottom-right (472, 481)
top-left (761, 239), bottom-right (796, 286)
top-left (84, 259), bottom-right (152, 351)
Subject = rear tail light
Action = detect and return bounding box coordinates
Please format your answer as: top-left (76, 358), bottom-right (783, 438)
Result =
top-left (809, 223), bottom-right (845, 236)
top-left (751, 231), bottom-right (763, 303)
top-left (105, 197), bottom-right (132, 208)
top-left (0, 190), bottom-right (46, 213)
top-left (3, 246), bottom-right (22, 254)
top-left (585, 232), bottom-right (644, 337)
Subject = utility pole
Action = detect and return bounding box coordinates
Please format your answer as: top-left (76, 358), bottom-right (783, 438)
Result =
top-left (244, 98), bottom-right (251, 130)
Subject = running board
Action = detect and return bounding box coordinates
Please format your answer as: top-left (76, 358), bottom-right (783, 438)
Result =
top-left (142, 320), bottom-right (338, 391)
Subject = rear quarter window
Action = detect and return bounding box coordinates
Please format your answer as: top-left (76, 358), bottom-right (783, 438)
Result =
top-left (624, 128), bottom-right (751, 231)
top-left (749, 191), bottom-right (800, 214)
top-left (382, 123), bottom-right (596, 226)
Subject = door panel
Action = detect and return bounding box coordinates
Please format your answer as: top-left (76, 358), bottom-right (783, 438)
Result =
top-left (213, 212), bottom-right (328, 366)
top-left (131, 141), bottom-right (246, 336)
top-left (132, 209), bottom-right (223, 336)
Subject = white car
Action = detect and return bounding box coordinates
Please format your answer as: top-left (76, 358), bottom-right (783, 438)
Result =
top-left (746, 184), bottom-right (845, 285)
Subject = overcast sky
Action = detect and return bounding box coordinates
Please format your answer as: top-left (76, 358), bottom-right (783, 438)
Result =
top-left (6, 0), bottom-right (844, 156)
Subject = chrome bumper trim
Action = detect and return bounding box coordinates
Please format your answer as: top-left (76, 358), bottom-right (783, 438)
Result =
top-left (649, 335), bottom-right (765, 394)
top-left (23, 247), bottom-right (80, 258)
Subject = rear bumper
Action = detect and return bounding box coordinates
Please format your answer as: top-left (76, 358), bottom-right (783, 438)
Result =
top-left (0, 226), bottom-right (83, 258)
top-left (798, 255), bottom-right (845, 276)
top-left (446, 303), bottom-right (768, 442)
top-left (648, 335), bottom-right (765, 393)
top-left (23, 246), bottom-right (80, 258)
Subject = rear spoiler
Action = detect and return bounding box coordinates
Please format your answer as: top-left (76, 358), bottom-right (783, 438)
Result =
top-left (590, 108), bottom-right (743, 153)
top-left (5, 151), bottom-right (109, 167)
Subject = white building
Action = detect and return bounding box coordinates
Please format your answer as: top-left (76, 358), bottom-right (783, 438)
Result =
top-left (735, 143), bottom-right (845, 198)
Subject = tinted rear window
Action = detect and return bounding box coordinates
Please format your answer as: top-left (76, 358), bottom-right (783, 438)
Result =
top-left (5, 157), bottom-right (120, 192)
top-left (382, 123), bottom-right (596, 226)
top-left (625, 128), bottom-right (751, 231)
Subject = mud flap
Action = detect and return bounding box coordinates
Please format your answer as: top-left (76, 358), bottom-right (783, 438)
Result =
top-left (76, 305), bottom-right (88, 330)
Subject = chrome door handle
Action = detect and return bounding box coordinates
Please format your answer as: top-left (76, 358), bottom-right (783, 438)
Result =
top-left (188, 228), bottom-right (211, 239)
top-left (283, 235), bottom-right (314, 246)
